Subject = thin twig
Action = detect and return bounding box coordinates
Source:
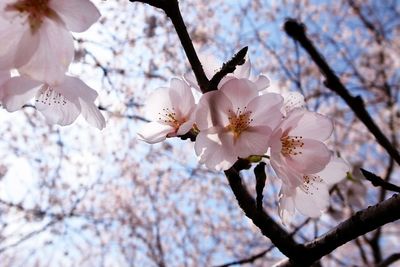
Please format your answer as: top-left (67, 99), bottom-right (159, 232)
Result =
top-left (360, 168), bottom-right (400, 193)
top-left (208, 46), bottom-right (248, 91)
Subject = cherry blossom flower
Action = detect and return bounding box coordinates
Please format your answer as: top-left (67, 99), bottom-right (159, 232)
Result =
top-left (184, 54), bottom-right (270, 91)
top-left (137, 78), bottom-right (196, 144)
top-left (0, 0), bottom-right (101, 83)
top-left (278, 157), bottom-right (350, 225)
top-left (270, 109), bottom-right (333, 188)
top-left (0, 74), bottom-right (106, 129)
top-left (195, 78), bottom-right (283, 171)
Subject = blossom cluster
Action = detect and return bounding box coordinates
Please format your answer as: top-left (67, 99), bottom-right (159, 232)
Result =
top-left (138, 57), bottom-right (350, 224)
top-left (0, 0), bottom-right (105, 129)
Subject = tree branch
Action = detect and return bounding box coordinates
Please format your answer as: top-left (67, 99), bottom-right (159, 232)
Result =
top-left (208, 46), bottom-right (248, 91)
top-left (224, 163), bottom-right (306, 263)
top-left (376, 253), bottom-right (400, 267)
top-left (360, 168), bottom-right (400, 193)
top-left (276, 194), bottom-right (400, 266)
top-left (283, 19), bottom-right (400, 166)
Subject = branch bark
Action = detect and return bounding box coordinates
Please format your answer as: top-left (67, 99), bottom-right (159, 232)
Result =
top-left (283, 19), bottom-right (400, 166)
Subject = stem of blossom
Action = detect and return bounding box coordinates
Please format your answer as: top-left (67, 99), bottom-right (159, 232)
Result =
top-left (130, 0), bottom-right (210, 92)
top-left (283, 19), bottom-right (400, 166)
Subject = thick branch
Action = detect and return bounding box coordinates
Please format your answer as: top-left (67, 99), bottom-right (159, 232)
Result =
top-left (283, 19), bottom-right (400, 166)
top-left (130, 0), bottom-right (209, 92)
top-left (376, 253), bottom-right (400, 267)
top-left (224, 165), bottom-right (306, 262)
top-left (276, 194), bottom-right (400, 266)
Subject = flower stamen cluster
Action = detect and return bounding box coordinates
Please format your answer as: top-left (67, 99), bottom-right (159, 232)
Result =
top-left (280, 135), bottom-right (304, 156)
top-left (227, 107), bottom-right (253, 139)
top-left (6, 0), bottom-right (56, 33)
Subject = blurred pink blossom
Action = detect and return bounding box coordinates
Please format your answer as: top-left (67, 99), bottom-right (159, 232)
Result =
top-left (0, 74), bottom-right (105, 129)
top-left (0, 0), bottom-right (100, 83)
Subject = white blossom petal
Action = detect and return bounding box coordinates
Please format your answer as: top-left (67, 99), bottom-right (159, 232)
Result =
top-left (288, 110), bottom-right (333, 141)
top-left (196, 90), bottom-right (232, 130)
top-left (220, 78), bottom-right (258, 109)
top-left (195, 127), bottom-right (237, 171)
top-left (36, 88), bottom-right (81, 126)
top-left (1, 76), bottom-right (41, 111)
top-left (137, 122), bottom-right (174, 144)
top-left (254, 74), bottom-right (271, 91)
top-left (318, 157), bottom-right (350, 186)
top-left (19, 19), bottom-right (74, 84)
top-left (295, 181), bottom-right (330, 217)
top-left (50, 0), bottom-right (101, 32)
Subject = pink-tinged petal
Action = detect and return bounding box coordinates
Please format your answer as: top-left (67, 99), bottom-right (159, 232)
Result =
top-left (145, 87), bottom-right (174, 121)
top-left (248, 93), bottom-right (283, 128)
top-left (54, 76), bottom-right (97, 102)
top-left (295, 181), bottom-right (329, 217)
top-left (234, 126), bottom-right (272, 158)
top-left (169, 78), bottom-right (195, 117)
top-left (36, 94), bottom-right (81, 126)
top-left (220, 78), bottom-right (258, 109)
top-left (286, 139), bottom-right (332, 174)
top-left (50, 0), bottom-right (101, 32)
top-left (79, 100), bottom-right (106, 129)
top-left (282, 92), bottom-right (305, 115)
top-left (271, 154), bottom-right (303, 188)
top-left (0, 71), bottom-right (10, 86)
top-left (318, 157), bottom-right (350, 186)
top-left (289, 111), bottom-right (333, 141)
top-left (195, 91), bottom-right (232, 130)
top-left (19, 19), bottom-right (74, 84)
top-left (1, 76), bottom-right (41, 111)
top-left (279, 109), bottom-right (305, 134)
top-left (183, 72), bottom-right (200, 91)
top-left (176, 116), bottom-right (195, 136)
top-left (137, 122), bottom-right (174, 144)
top-left (52, 76), bottom-right (105, 128)
top-left (233, 56), bottom-right (251, 79)
top-left (13, 27), bottom-right (40, 68)
top-left (278, 187), bottom-right (296, 226)
top-left (0, 16), bottom-right (32, 69)
top-left (254, 74), bottom-right (270, 91)
top-left (195, 127), bottom-right (237, 171)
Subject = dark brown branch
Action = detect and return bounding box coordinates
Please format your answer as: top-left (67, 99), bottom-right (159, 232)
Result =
top-left (215, 219), bottom-right (312, 267)
top-left (283, 19), bottom-right (400, 166)
top-left (208, 46), bottom-right (248, 91)
top-left (360, 168), bottom-right (400, 193)
top-left (254, 162), bottom-right (267, 211)
top-left (224, 164), bottom-right (306, 262)
top-left (276, 194), bottom-right (400, 266)
top-left (376, 253), bottom-right (400, 267)
top-left (129, 0), bottom-right (210, 92)
top-left (214, 246), bottom-right (274, 267)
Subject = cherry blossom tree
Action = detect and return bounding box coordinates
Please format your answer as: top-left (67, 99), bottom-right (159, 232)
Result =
top-left (0, 0), bottom-right (399, 267)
